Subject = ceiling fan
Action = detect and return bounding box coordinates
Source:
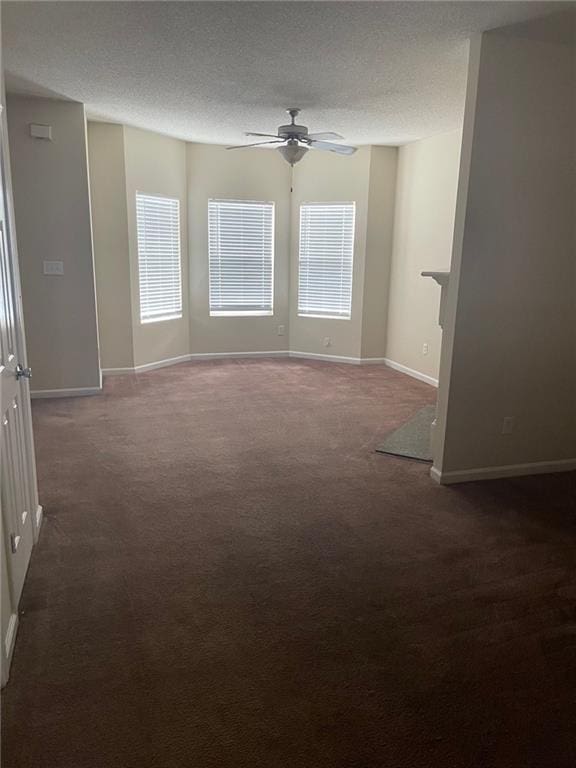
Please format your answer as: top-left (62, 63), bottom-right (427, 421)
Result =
top-left (227, 108), bottom-right (357, 166)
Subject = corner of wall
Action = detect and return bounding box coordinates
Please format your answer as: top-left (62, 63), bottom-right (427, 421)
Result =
top-left (360, 146), bottom-right (399, 360)
top-left (87, 121), bottom-right (134, 371)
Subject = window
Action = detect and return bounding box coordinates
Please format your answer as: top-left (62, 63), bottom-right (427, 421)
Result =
top-left (298, 202), bottom-right (355, 319)
top-left (136, 193), bottom-right (182, 323)
top-left (208, 199), bottom-right (274, 316)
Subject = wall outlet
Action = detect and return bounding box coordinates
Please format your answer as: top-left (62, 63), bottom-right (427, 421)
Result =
top-left (277, 325), bottom-right (285, 336)
top-left (501, 416), bottom-right (515, 435)
top-left (422, 342), bottom-right (429, 356)
top-left (43, 260), bottom-right (64, 275)
top-left (323, 336), bottom-right (332, 348)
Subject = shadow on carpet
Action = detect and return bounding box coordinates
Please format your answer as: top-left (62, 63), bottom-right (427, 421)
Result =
top-left (376, 404), bottom-right (435, 462)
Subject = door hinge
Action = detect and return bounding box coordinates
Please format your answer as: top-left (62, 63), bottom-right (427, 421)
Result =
top-left (15, 364), bottom-right (32, 380)
top-left (10, 533), bottom-right (20, 554)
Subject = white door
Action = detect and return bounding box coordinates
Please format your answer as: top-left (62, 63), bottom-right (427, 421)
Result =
top-left (0, 99), bottom-right (41, 684)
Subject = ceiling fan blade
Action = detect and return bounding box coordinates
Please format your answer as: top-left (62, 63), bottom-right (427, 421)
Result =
top-left (245, 132), bottom-right (281, 139)
top-left (226, 140), bottom-right (284, 150)
top-left (307, 132), bottom-right (344, 141)
top-left (308, 140), bottom-right (357, 156)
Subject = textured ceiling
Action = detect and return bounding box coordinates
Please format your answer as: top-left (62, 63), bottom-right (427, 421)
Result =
top-left (2, 1), bottom-right (564, 146)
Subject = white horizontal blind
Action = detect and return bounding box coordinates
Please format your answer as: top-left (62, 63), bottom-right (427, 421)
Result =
top-left (208, 199), bottom-right (274, 316)
top-left (136, 193), bottom-right (182, 323)
top-left (298, 202), bottom-right (355, 319)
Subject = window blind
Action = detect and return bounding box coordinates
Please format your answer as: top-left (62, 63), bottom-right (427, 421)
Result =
top-left (208, 199), bottom-right (274, 316)
top-left (136, 193), bottom-right (182, 323)
top-left (298, 202), bottom-right (355, 319)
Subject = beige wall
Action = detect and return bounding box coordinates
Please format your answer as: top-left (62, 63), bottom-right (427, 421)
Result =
top-left (361, 147), bottom-right (398, 359)
top-left (123, 126), bottom-right (190, 367)
top-left (87, 122), bottom-right (133, 369)
top-left (88, 132), bottom-right (398, 366)
top-left (290, 146), bottom-right (397, 360)
top-left (187, 144), bottom-right (291, 354)
top-left (435, 11), bottom-right (576, 478)
top-left (7, 95), bottom-right (100, 392)
top-left (385, 131), bottom-right (461, 381)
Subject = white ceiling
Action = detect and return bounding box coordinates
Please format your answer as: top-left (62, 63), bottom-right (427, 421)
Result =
top-left (2, 1), bottom-right (564, 146)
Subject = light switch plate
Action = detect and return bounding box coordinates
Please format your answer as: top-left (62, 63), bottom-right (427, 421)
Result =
top-left (30, 123), bottom-right (52, 140)
top-left (43, 260), bottom-right (64, 275)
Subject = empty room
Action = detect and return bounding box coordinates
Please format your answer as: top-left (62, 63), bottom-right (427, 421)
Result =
top-left (1, 2), bottom-right (575, 766)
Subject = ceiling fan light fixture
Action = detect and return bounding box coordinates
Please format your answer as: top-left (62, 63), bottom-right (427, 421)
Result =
top-left (277, 143), bottom-right (309, 166)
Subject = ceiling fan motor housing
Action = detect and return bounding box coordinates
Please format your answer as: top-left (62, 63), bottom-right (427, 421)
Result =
top-left (278, 123), bottom-right (308, 140)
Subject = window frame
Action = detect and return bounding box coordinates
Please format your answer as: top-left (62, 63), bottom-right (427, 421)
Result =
top-left (208, 198), bottom-right (275, 318)
top-left (297, 201), bottom-right (356, 321)
top-left (135, 191), bottom-right (183, 325)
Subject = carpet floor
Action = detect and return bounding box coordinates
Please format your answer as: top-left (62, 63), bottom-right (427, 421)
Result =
top-left (2, 359), bottom-right (575, 768)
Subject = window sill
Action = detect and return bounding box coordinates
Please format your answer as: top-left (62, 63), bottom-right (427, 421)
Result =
top-left (210, 311), bottom-right (274, 317)
top-left (141, 314), bottom-right (183, 324)
top-left (297, 313), bottom-right (351, 321)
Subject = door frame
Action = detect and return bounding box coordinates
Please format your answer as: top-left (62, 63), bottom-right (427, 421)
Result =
top-left (0, 98), bottom-right (41, 541)
top-left (0, 87), bottom-right (42, 686)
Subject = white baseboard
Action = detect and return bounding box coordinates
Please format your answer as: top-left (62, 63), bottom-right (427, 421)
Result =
top-left (1, 612), bottom-right (18, 687)
top-left (188, 350), bottom-right (289, 362)
top-left (31, 386), bottom-right (102, 399)
top-left (36, 504), bottom-right (43, 530)
top-left (359, 357), bottom-right (388, 365)
top-left (135, 354), bottom-right (193, 373)
top-left (102, 354), bottom-right (190, 375)
top-left (103, 351), bottom-right (290, 376)
top-left (4, 612), bottom-right (18, 660)
top-left (100, 366), bottom-right (134, 375)
top-left (100, 351), bottom-right (392, 374)
top-left (290, 353), bottom-right (387, 365)
top-left (431, 458), bottom-right (576, 485)
top-left (384, 358), bottom-right (438, 387)
top-left (289, 351), bottom-right (362, 364)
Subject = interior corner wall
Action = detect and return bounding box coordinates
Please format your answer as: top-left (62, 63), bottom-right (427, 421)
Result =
top-left (361, 146), bottom-right (398, 360)
top-left (7, 95), bottom-right (101, 392)
top-left (187, 143), bottom-right (291, 354)
top-left (289, 147), bottom-right (372, 359)
top-left (436, 11), bottom-right (576, 478)
top-left (385, 131), bottom-right (461, 381)
top-left (87, 122), bottom-right (134, 370)
top-left (123, 126), bottom-right (190, 368)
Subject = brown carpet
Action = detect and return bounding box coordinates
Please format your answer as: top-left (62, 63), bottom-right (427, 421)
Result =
top-left (2, 359), bottom-right (576, 768)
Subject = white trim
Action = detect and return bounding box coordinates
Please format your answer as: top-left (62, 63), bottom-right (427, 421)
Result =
top-left (188, 351), bottom-right (289, 362)
top-left (102, 354), bottom-right (191, 375)
top-left (431, 458), bottom-right (576, 485)
top-left (289, 351), bottom-right (361, 365)
top-left (32, 504), bottom-right (43, 544)
top-left (101, 366), bottom-right (134, 376)
top-left (291, 353), bottom-right (387, 365)
top-left (1, 612), bottom-right (18, 687)
top-left (359, 357), bottom-right (388, 365)
top-left (134, 354), bottom-right (192, 373)
top-left (103, 351), bottom-right (291, 376)
top-left (210, 311), bottom-right (274, 317)
top-left (383, 358), bottom-right (438, 387)
top-left (4, 613), bottom-right (18, 660)
top-left (31, 386), bottom-right (102, 399)
top-left (99, 351), bottom-right (403, 374)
